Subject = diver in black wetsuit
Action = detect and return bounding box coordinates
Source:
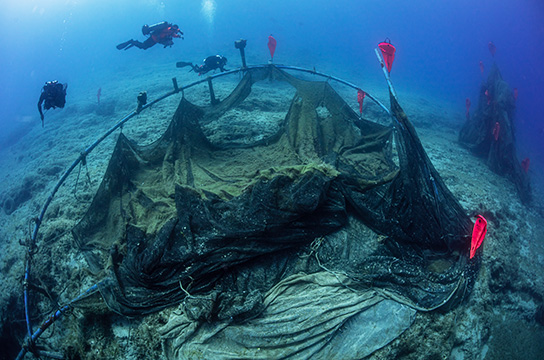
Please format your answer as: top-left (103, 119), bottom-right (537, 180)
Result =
top-left (37, 80), bottom-right (67, 127)
top-left (177, 55), bottom-right (228, 75)
top-left (117, 21), bottom-right (183, 50)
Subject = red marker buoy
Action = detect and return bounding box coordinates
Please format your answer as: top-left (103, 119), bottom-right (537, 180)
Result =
top-left (492, 122), bottom-right (500, 141)
top-left (268, 35), bottom-right (277, 62)
top-left (357, 89), bottom-right (365, 115)
top-left (470, 215), bottom-right (487, 259)
top-left (378, 39), bottom-right (396, 73)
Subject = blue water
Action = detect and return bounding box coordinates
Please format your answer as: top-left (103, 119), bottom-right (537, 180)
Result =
top-left (1, 0), bottom-right (543, 169)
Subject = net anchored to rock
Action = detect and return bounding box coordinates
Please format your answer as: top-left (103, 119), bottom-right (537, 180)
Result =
top-left (459, 63), bottom-right (531, 204)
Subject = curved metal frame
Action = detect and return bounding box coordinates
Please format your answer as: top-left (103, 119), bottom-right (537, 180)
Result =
top-left (17, 63), bottom-right (392, 359)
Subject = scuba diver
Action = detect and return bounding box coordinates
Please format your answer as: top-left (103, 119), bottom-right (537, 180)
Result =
top-left (117, 21), bottom-right (183, 50)
top-left (37, 80), bottom-right (67, 127)
top-left (176, 55), bottom-right (228, 75)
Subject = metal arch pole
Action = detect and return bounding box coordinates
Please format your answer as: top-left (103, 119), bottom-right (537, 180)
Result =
top-left (16, 284), bottom-right (100, 360)
top-left (374, 48), bottom-right (397, 100)
top-left (272, 65), bottom-right (391, 115)
top-left (20, 62), bottom-right (393, 356)
top-left (170, 65), bottom-right (391, 116)
top-left (27, 63), bottom-right (391, 254)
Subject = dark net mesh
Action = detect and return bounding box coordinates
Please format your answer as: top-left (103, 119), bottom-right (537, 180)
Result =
top-left (459, 63), bottom-right (531, 204)
top-left (72, 66), bottom-right (474, 318)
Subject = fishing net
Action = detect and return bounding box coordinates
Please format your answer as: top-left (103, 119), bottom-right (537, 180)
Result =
top-left (459, 63), bottom-right (531, 204)
top-left (72, 66), bottom-right (474, 358)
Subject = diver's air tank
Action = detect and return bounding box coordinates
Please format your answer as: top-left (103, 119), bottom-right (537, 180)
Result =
top-left (142, 21), bottom-right (168, 36)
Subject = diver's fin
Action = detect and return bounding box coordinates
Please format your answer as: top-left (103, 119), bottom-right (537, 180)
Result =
top-left (116, 40), bottom-right (130, 50)
top-left (176, 61), bottom-right (193, 68)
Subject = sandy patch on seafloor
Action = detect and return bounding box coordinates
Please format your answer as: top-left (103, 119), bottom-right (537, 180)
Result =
top-left (0, 63), bottom-right (543, 359)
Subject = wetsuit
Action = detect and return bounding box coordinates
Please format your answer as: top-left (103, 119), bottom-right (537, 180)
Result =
top-left (193, 55), bottom-right (228, 75)
top-left (38, 81), bottom-right (67, 127)
top-left (117, 25), bottom-right (183, 50)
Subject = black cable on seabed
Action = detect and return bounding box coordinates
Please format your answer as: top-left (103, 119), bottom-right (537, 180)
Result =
top-left (16, 283), bottom-right (100, 360)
